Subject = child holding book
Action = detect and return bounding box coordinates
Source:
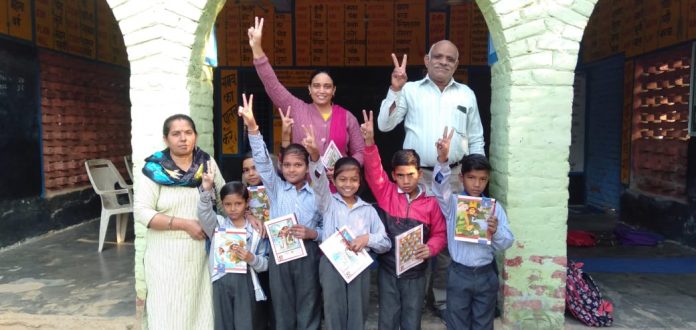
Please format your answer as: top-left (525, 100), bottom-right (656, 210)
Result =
top-left (238, 93), bottom-right (323, 330)
top-left (431, 127), bottom-right (514, 330)
top-left (302, 124), bottom-right (391, 330)
top-left (198, 168), bottom-right (269, 330)
top-left (359, 110), bottom-right (447, 330)
top-left (241, 151), bottom-right (275, 330)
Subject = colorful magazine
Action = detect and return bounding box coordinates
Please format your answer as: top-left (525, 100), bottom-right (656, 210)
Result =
top-left (455, 195), bottom-right (496, 245)
top-left (319, 226), bottom-right (374, 283)
top-left (395, 224), bottom-right (423, 276)
top-left (212, 228), bottom-right (248, 273)
top-left (321, 140), bottom-right (342, 169)
top-left (264, 213), bottom-right (307, 264)
top-left (247, 186), bottom-right (270, 222)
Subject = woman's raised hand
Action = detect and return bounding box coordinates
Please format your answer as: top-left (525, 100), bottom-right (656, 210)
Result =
top-left (360, 110), bottom-right (375, 146)
top-left (248, 16), bottom-right (265, 58)
top-left (238, 93), bottom-right (259, 133)
top-left (301, 124), bottom-right (320, 162)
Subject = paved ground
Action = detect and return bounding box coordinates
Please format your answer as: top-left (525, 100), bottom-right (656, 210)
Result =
top-left (566, 206), bottom-right (696, 329)
top-left (2, 209), bottom-right (696, 329)
top-left (0, 219), bottom-right (447, 329)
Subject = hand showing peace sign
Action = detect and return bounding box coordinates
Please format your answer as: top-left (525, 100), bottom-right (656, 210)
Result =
top-left (360, 110), bottom-right (375, 146)
top-left (201, 160), bottom-right (215, 192)
top-left (436, 126), bottom-right (454, 163)
top-left (247, 16), bottom-right (265, 58)
top-left (279, 106), bottom-right (293, 137)
top-left (390, 53), bottom-right (408, 92)
top-left (301, 125), bottom-right (320, 162)
top-left (237, 93), bottom-right (259, 134)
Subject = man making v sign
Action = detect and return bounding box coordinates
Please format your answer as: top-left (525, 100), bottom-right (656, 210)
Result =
top-left (378, 40), bottom-right (486, 319)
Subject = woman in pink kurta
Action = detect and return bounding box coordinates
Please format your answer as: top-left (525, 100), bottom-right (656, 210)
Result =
top-left (248, 17), bottom-right (365, 165)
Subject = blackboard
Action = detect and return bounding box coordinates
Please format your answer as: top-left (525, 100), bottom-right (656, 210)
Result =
top-left (0, 38), bottom-right (41, 198)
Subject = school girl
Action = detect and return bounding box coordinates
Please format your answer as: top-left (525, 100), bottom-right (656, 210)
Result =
top-left (238, 93), bottom-right (323, 330)
top-left (241, 151), bottom-right (274, 330)
top-left (198, 171), bottom-right (269, 330)
top-left (302, 124), bottom-right (391, 330)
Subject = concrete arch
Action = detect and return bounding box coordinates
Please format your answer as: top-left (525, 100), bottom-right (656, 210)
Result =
top-left (107, 0), bottom-right (225, 166)
top-left (475, 1), bottom-right (597, 328)
top-left (106, 0), bottom-right (601, 326)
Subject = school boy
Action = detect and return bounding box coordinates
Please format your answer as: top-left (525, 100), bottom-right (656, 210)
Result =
top-left (359, 110), bottom-right (447, 330)
top-left (431, 127), bottom-right (514, 330)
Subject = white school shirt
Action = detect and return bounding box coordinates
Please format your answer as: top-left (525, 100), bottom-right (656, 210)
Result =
top-left (378, 76), bottom-right (485, 166)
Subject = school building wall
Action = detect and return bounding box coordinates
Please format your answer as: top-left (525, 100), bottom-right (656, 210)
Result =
top-left (578, 0), bottom-right (696, 248)
top-left (0, 0), bottom-right (131, 247)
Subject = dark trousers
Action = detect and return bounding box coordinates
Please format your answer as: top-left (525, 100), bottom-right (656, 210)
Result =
top-left (426, 248), bottom-right (451, 310)
top-left (256, 271), bottom-right (274, 329)
top-left (319, 255), bottom-right (371, 330)
top-left (269, 240), bottom-right (321, 330)
top-left (212, 273), bottom-right (257, 330)
top-left (378, 268), bottom-right (426, 330)
top-left (445, 262), bottom-right (498, 330)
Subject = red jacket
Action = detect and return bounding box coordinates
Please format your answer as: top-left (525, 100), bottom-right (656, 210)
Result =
top-left (364, 144), bottom-right (447, 278)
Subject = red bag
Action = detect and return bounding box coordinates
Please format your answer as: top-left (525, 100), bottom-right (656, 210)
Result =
top-left (568, 230), bottom-right (597, 247)
top-left (566, 260), bottom-right (614, 327)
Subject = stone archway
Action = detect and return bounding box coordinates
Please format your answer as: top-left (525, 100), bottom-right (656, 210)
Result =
top-left (475, 1), bottom-right (597, 328)
top-left (105, 0), bottom-right (227, 321)
top-left (107, 0), bottom-right (600, 327)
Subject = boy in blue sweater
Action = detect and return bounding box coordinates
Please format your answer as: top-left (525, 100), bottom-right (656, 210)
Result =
top-left (431, 127), bottom-right (514, 330)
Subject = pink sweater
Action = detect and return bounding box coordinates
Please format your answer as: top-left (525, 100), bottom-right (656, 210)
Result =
top-left (253, 56), bottom-right (365, 164)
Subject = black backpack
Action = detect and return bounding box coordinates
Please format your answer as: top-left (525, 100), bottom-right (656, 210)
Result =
top-left (566, 260), bottom-right (613, 327)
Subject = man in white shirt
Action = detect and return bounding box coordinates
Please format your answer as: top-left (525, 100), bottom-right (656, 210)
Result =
top-left (377, 40), bottom-right (486, 320)
top-left (378, 40), bottom-right (485, 194)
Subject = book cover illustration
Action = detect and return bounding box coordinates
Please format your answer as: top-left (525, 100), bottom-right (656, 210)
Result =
top-left (455, 196), bottom-right (496, 245)
top-left (247, 186), bottom-right (270, 222)
top-left (212, 228), bottom-right (248, 273)
top-left (321, 140), bottom-right (342, 169)
top-left (395, 224), bottom-right (424, 276)
top-left (319, 225), bottom-right (374, 283)
top-left (264, 213), bottom-right (307, 264)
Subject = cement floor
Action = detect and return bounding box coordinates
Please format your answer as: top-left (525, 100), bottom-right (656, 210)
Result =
top-left (0, 219), bottom-right (447, 329)
top-left (566, 206), bottom-right (696, 329)
top-left (1, 210), bottom-right (696, 329)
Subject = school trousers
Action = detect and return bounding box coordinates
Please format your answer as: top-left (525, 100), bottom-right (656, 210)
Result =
top-left (212, 273), bottom-right (259, 330)
top-left (426, 249), bottom-right (451, 311)
top-left (421, 166), bottom-right (460, 312)
top-left (378, 268), bottom-right (426, 330)
top-left (319, 255), bottom-right (371, 330)
top-left (256, 271), bottom-right (274, 329)
top-left (445, 261), bottom-right (498, 330)
top-left (269, 239), bottom-right (321, 330)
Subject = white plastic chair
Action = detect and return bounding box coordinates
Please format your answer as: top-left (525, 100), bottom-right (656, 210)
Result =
top-left (124, 155), bottom-right (134, 181)
top-left (85, 159), bottom-right (133, 252)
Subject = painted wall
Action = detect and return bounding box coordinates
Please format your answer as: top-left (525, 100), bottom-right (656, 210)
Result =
top-left (0, 0), bottom-right (132, 248)
top-left (476, 0), bottom-right (597, 327)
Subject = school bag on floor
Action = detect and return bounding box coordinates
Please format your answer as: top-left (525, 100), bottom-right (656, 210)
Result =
top-left (566, 260), bottom-right (613, 327)
top-left (567, 230), bottom-right (597, 247)
top-left (613, 223), bottom-right (663, 246)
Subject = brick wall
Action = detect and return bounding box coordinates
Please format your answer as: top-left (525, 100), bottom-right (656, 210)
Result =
top-left (39, 50), bottom-right (131, 193)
